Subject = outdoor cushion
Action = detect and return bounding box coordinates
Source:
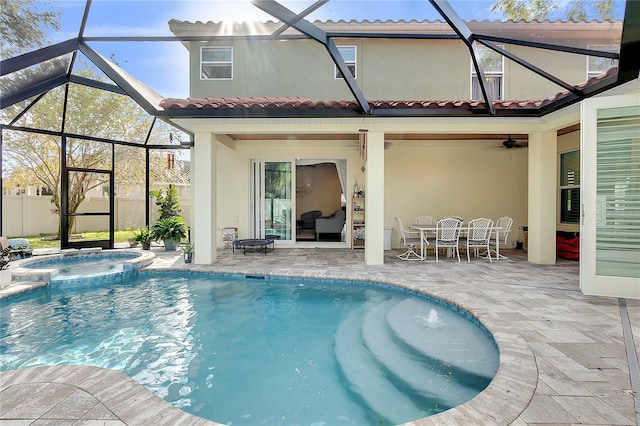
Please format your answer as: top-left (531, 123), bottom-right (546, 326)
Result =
top-left (556, 231), bottom-right (579, 261)
top-left (7, 238), bottom-right (33, 259)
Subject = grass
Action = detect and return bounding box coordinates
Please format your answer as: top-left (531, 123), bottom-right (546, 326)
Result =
top-left (16, 230), bottom-right (135, 250)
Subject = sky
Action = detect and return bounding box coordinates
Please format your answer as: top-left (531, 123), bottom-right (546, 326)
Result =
top-left (36, 0), bottom-right (625, 98)
top-left (34, 0), bottom-right (505, 98)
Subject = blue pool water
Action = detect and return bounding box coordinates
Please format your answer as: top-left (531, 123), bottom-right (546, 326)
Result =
top-left (0, 272), bottom-right (499, 425)
top-left (23, 253), bottom-right (139, 277)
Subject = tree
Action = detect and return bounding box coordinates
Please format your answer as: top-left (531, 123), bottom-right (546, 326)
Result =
top-left (491, 0), bottom-right (616, 21)
top-left (0, 0), bottom-right (60, 58)
top-left (150, 185), bottom-right (182, 220)
top-left (3, 68), bottom-right (157, 238)
top-left (2, 1), bottom-right (182, 239)
top-left (491, 0), bottom-right (558, 21)
top-left (565, 0), bottom-right (615, 21)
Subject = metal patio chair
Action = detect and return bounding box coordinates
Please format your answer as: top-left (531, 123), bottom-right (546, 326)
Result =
top-left (432, 217), bottom-right (463, 262)
top-left (465, 218), bottom-right (494, 263)
top-left (394, 217), bottom-right (425, 261)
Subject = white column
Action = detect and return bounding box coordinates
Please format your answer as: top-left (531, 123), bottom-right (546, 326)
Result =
top-left (527, 130), bottom-right (557, 264)
top-left (193, 132), bottom-right (217, 264)
top-left (365, 131), bottom-right (385, 265)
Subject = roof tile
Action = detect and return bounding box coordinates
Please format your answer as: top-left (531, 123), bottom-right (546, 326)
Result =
top-left (159, 68), bottom-right (618, 115)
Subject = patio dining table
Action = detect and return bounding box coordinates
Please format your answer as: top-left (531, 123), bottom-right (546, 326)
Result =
top-left (411, 224), bottom-right (504, 260)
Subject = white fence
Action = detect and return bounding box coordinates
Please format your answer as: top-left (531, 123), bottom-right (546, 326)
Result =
top-left (2, 195), bottom-right (191, 237)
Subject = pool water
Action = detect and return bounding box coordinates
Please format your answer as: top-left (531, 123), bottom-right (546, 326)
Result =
top-left (0, 272), bottom-right (499, 426)
top-left (23, 253), bottom-right (138, 277)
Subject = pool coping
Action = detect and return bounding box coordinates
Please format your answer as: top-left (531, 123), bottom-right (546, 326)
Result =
top-left (5, 248), bottom-right (155, 286)
top-left (1, 254), bottom-right (537, 426)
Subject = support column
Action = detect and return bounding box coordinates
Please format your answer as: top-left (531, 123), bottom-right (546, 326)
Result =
top-left (528, 130), bottom-right (557, 264)
top-left (193, 132), bottom-right (217, 264)
top-left (365, 131), bottom-right (385, 265)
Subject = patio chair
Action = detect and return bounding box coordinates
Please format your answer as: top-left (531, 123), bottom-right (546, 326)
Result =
top-left (491, 216), bottom-right (513, 259)
top-left (464, 218), bottom-right (494, 263)
top-left (432, 217), bottom-right (463, 262)
top-left (394, 217), bottom-right (425, 261)
top-left (7, 238), bottom-right (33, 259)
top-left (415, 215), bottom-right (437, 225)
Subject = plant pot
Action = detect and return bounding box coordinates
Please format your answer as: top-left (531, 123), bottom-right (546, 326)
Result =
top-left (163, 239), bottom-right (179, 251)
top-left (142, 243), bottom-right (151, 250)
top-left (128, 238), bottom-right (138, 247)
top-left (0, 269), bottom-right (12, 289)
top-left (184, 252), bottom-right (192, 263)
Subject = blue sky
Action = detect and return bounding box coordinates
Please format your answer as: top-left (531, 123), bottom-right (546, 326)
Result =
top-left (39, 0), bottom-right (624, 98)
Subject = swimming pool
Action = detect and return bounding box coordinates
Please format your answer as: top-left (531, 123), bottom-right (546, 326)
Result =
top-left (0, 271), bottom-right (499, 425)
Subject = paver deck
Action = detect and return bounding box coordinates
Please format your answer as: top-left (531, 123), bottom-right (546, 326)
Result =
top-left (1, 247), bottom-right (638, 425)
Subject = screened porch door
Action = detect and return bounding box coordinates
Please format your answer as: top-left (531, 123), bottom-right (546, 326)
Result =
top-left (250, 160), bottom-right (294, 242)
top-left (581, 94), bottom-right (640, 298)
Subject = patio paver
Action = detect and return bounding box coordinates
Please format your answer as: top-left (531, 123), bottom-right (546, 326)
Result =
top-left (0, 247), bottom-right (637, 426)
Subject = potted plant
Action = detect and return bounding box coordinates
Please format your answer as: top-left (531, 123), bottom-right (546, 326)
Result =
top-left (127, 227), bottom-right (139, 247)
top-left (134, 227), bottom-right (153, 250)
top-left (150, 186), bottom-right (181, 220)
top-left (183, 241), bottom-right (194, 263)
top-left (150, 216), bottom-right (187, 251)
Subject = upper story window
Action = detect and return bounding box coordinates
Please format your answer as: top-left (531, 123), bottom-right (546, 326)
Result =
top-left (587, 45), bottom-right (618, 79)
top-left (560, 149), bottom-right (580, 224)
top-left (201, 47), bottom-right (233, 80)
top-left (335, 46), bottom-right (356, 79)
top-left (471, 45), bottom-right (503, 100)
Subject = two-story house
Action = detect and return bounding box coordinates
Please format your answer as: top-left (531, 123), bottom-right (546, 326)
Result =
top-left (162, 14), bottom-right (638, 298)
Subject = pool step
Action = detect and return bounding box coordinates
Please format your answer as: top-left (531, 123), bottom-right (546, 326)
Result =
top-left (385, 299), bottom-right (498, 385)
top-left (361, 301), bottom-right (480, 408)
top-left (333, 306), bottom-right (426, 425)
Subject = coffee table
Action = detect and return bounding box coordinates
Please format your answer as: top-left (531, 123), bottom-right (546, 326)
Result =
top-left (232, 239), bottom-right (275, 255)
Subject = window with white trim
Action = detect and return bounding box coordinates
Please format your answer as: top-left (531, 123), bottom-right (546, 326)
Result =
top-left (471, 45), bottom-right (503, 100)
top-left (560, 149), bottom-right (580, 224)
top-left (201, 47), bottom-right (232, 79)
top-left (334, 46), bottom-right (356, 79)
top-left (587, 44), bottom-right (618, 79)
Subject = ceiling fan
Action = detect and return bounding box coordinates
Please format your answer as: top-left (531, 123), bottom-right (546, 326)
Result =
top-left (502, 134), bottom-right (527, 149)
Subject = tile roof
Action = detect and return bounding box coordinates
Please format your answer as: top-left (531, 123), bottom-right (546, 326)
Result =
top-left (159, 67), bottom-right (618, 117)
top-left (168, 19), bottom-right (621, 39)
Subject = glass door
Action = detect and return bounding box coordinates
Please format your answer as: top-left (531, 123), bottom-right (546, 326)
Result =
top-left (250, 160), bottom-right (293, 242)
top-left (581, 94), bottom-right (640, 298)
top-left (61, 137), bottom-right (114, 249)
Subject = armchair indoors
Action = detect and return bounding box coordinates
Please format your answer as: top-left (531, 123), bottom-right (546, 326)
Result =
top-left (315, 210), bottom-right (346, 241)
top-left (300, 210), bottom-right (322, 230)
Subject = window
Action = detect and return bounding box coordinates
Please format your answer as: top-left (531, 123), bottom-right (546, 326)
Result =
top-left (587, 45), bottom-right (619, 79)
top-left (335, 46), bottom-right (356, 79)
top-left (201, 47), bottom-right (232, 79)
top-left (560, 150), bottom-right (580, 224)
top-left (471, 45), bottom-right (503, 100)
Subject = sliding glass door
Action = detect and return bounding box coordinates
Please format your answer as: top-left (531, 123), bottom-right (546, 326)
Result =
top-left (250, 160), bottom-right (293, 242)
